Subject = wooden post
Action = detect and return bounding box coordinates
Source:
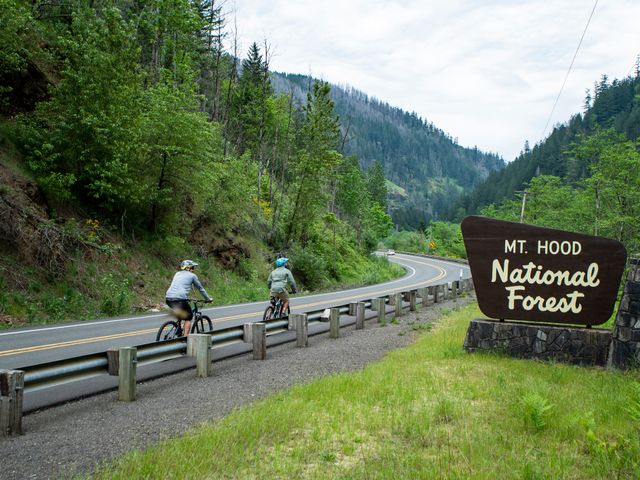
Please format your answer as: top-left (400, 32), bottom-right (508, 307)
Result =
top-left (107, 348), bottom-right (119, 376)
top-left (118, 347), bottom-right (137, 402)
top-left (252, 322), bottom-right (266, 360)
top-left (192, 334), bottom-right (212, 377)
top-left (330, 308), bottom-right (340, 339)
top-left (370, 298), bottom-right (380, 311)
top-left (418, 287), bottom-right (429, 306)
top-left (394, 293), bottom-right (403, 318)
top-left (355, 302), bottom-right (365, 330)
top-left (243, 323), bottom-right (253, 343)
top-left (452, 281), bottom-right (458, 300)
top-left (349, 302), bottom-right (358, 316)
top-left (388, 294), bottom-right (396, 305)
top-left (0, 370), bottom-right (24, 437)
top-left (433, 285), bottom-right (440, 304)
top-left (409, 290), bottom-right (417, 311)
top-left (187, 335), bottom-right (196, 357)
top-left (374, 298), bottom-right (386, 324)
top-left (291, 314), bottom-right (308, 347)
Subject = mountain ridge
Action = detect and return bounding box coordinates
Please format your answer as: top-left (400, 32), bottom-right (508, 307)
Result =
top-left (271, 72), bottom-right (505, 228)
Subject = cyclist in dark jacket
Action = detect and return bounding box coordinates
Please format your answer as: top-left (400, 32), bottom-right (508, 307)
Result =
top-left (267, 257), bottom-right (297, 315)
top-left (166, 260), bottom-right (212, 336)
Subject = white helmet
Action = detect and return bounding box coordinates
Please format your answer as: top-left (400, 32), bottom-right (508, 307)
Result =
top-left (180, 259), bottom-right (198, 270)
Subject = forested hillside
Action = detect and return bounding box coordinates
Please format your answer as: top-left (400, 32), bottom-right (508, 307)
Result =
top-left (455, 74), bottom-right (640, 218)
top-left (464, 72), bottom-right (640, 258)
top-left (272, 73), bottom-right (505, 228)
top-left (0, 0), bottom-right (402, 326)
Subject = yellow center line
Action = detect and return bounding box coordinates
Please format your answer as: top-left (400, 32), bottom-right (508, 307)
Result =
top-left (0, 257), bottom-right (450, 358)
top-left (0, 328), bottom-right (158, 357)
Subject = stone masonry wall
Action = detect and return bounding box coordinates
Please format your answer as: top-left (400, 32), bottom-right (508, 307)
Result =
top-left (608, 259), bottom-right (640, 369)
top-left (464, 319), bottom-right (611, 366)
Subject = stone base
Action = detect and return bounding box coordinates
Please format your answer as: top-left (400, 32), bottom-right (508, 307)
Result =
top-left (464, 319), bottom-right (612, 366)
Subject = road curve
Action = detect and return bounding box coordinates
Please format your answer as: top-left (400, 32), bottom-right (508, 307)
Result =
top-left (0, 253), bottom-right (470, 370)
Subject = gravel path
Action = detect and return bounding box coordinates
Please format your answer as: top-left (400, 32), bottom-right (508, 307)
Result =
top-left (0, 297), bottom-right (473, 479)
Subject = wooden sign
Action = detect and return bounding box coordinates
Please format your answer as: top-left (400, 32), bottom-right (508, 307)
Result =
top-left (461, 216), bottom-right (627, 326)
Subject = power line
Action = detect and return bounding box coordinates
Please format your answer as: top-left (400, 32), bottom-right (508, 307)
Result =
top-left (627, 53), bottom-right (640, 78)
top-left (541, 0), bottom-right (599, 139)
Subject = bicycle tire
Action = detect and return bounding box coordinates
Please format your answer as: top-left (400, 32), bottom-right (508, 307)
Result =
top-left (156, 320), bottom-right (180, 341)
top-left (191, 315), bottom-right (213, 334)
top-left (263, 306), bottom-right (274, 321)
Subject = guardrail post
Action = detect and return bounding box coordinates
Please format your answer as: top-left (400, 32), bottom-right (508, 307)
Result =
top-left (187, 335), bottom-right (196, 357)
top-left (118, 347), bottom-right (137, 402)
top-left (243, 323), bottom-right (253, 343)
top-left (409, 290), bottom-right (417, 311)
top-left (370, 298), bottom-right (380, 311)
top-left (394, 293), bottom-right (403, 318)
top-left (349, 302), bottom-right (358, 316)
top-left (290, 313), bottom-right (308, 347)
top-left (418, 287), bottom-right (429, 306)
top-left (374, 298), bottom-right (386, 324)
top-left (0, 370), bottom-right (24, 437)
top-left (107, 348), bottom-right (119, 376)
top-left (192, 334), bottom-right (213, 377)
top-left (330, 308), bottom-right (340, 339)
top-left (433, 285), bottom-right (440, 304)
top-left (388, 294), bottom-right (396, 306)
top-left (355, 302), bottom-right (365, 330)
top-left (252, 322), bottom-right (267, 360)
top-left (452, 281), bottom-right (458, 300)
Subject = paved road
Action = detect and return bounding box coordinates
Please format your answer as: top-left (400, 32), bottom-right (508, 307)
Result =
top-left (0, 253), bottom-right (469, 370)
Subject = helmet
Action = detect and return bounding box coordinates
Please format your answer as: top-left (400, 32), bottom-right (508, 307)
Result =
top-left (180, 259), bottom-right (198, 270)
top-left (275, 257), bottom-right (289, 268)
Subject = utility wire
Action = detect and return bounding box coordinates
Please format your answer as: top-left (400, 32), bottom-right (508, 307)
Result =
top-left (627, 53), bottom-right (640, 78)
top-left (541, 0), bottom-right (599, 139)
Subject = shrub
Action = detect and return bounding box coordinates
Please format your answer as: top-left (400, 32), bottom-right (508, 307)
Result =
top-left (521, 392), bottom-right (554, 431)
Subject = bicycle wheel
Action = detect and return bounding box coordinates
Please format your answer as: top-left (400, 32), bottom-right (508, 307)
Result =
top-left (156, 320), bottom-right (180, 341)
top-left (191, 315), bottom-right (213, 334)
top-left (263, 305), bottom-right (274, 321)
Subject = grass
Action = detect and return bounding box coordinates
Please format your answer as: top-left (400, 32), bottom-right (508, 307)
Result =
top-left (93, 303), bottom-right (640, 479)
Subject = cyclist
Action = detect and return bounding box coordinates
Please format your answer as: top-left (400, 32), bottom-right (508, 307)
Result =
top-left (165, 260), bottom-right (212, 336)
top-left (267, 257), bottom-right (298, 315)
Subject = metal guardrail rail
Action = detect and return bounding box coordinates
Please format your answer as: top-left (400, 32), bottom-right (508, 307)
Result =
top-left (0, 279), bottom-right (475, 436)
top-left (16, 302), bottom-right (365, 393)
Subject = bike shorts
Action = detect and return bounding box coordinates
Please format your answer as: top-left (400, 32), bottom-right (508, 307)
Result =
top-left (270, 290), bottom-right (289, 301)
top-left (166, 298), bottom-right (193, 320)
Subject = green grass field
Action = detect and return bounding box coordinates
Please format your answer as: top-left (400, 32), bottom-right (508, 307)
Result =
top-left (94, 303), bottom-right (640, 479)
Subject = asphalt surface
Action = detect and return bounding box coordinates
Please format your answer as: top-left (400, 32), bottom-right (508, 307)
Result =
top-left (0, 254), bottom-right (469, 369)
top-left (0, 293), bottom-right (475, 479)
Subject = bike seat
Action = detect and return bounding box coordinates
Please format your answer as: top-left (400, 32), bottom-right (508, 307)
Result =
top-left (170, 308), bottom-right (190, 320)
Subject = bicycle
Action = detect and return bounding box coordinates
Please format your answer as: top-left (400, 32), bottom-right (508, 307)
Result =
top-left (156, 299), bottom-right (213, 341)
top-left (263, 296), bottom-right (290, 321)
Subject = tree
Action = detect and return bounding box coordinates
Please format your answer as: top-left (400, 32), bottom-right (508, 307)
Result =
top-left (367, 160), bottom-right (387, 209)
top-left (25, 7), bottom-right (144, 214)
top-left (286, 80), bottom-right (342, 244)
top-left (136, 82), bottom-right (219, 233)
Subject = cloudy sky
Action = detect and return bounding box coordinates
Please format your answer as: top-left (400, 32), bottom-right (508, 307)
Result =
top-left (227, 0), bottom-right (640, 161)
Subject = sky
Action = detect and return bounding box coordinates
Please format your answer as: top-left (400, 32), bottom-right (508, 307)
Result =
top-left (224, 0), bottom-right (640, 162)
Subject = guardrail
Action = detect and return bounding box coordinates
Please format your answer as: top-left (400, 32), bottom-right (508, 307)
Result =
top-left (0, 280), bottom-right (475, 437)
top-left (394, 251), bottom-right (470, 265)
